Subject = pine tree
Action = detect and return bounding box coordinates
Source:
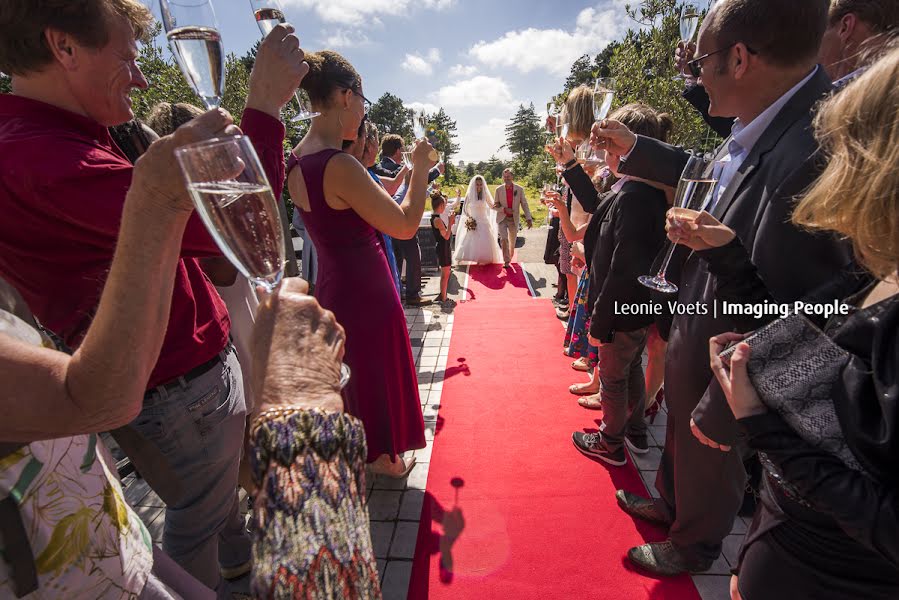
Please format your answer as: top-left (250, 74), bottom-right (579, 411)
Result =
top-left (369, 93), bottom-right (413, 140)
top-left (504, 103), bottom-right (543, 165)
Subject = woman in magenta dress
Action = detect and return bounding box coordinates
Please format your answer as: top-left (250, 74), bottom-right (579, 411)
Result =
top-left (286, 50), bottom-right (434, 477)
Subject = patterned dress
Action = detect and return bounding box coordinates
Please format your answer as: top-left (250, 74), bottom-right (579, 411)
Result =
top-left (563, 270), bottom-right (599, 369)
top-left (0, 309), bottom-right (153, 599)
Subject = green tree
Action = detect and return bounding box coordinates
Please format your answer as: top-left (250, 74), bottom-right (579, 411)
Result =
top-left (504, 103), bottom-right (543, 165)
top-left (0, 73), bottom-right (10, 95)
top-left (369, 92), bottom-right (412, 140)
top-left (564, 54), bottom-right (596, 92)
top-left (426, 108), bottom-right (460, 162)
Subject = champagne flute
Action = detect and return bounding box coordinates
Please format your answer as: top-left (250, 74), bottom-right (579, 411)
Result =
top-left (638, 152), bottom-right (717, 293)
top-left (160, 0), bottom-right (225, 110)
top-left (546, 103), bottom-right (558, 137)
top-left (248, 0), bottom-right (319, 121)
top-left (176, 135), bottom-right (286, 291)
top-left (557, 111), bottom-right (570, 142)
top-left (411, 110), bottom-right (428, 141)
top-left (674, 3), bottom-right (701, 80)
top-left (576, 140), bottom-right (603, 168)
top-left (593, 78), bottom-right (616, 122)
top-left (401, 151), bottom-right (414, 169)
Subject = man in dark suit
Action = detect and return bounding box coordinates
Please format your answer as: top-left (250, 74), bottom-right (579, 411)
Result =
top-left (675, 0), bottom-right (899, 136)
top-left (376, 134), bottom-right (443, 306)
top-left (592, 0), bottom-right (854, 575)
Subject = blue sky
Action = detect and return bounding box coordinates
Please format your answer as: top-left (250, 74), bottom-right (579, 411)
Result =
top-left (144, 0), bottom-right (641, 162)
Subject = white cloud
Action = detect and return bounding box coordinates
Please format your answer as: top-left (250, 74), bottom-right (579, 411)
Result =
top-left (434, 76), bottom-right (517, 108)
top-left (320, 29), bottom-right (372, 49)
top-left (448, 64), bottom-right (478, 78)
top-left (455, 117), bottom-right (513, 163)
top-left (401, 48), bottom-right (441, 75)
top-left (284, 0), bottom-right (454, 27)
top-left (404, 101), bottom-right (440, 115)
top-left (468, 1), bottom-right (631, 76)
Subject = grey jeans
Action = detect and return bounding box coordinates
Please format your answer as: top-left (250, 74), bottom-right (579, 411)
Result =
top-left (132, 344), bottom-right (251, 597)
top-left (598, 328), bottom-right (649, 450)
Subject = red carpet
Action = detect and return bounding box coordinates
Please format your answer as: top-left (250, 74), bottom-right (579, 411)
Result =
top-left (408, 264), bottom-right (701, 600)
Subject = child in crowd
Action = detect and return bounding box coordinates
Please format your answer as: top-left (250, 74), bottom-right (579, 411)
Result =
top-left (430, 192), bottom-right (455, 302)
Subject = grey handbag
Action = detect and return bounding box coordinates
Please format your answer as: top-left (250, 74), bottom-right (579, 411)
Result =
top-left (719, 312), bottom-right (865, 473)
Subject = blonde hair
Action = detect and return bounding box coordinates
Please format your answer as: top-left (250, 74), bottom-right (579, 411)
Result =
top-left (793, 45), bottom-right (899, 279)
top-left (565, 85), bottom-right (595, 142)
top-left (609, 103), bottom-right (674, 143)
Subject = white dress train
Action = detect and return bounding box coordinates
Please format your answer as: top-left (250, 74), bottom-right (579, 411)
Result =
top-left (453, 193), bottom-right (503, 265)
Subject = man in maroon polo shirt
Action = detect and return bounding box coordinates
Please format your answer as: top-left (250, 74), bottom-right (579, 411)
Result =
top-left (0, 1), bottom-right (307, 596)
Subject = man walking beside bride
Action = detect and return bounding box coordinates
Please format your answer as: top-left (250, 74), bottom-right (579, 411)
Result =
top-left (453, 171), bottom-right (532, 267)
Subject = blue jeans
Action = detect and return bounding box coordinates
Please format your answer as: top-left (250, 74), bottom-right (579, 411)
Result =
top-left (132, 344), bottom-right (251, 597)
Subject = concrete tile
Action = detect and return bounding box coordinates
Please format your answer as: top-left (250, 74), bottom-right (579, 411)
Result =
top-left (377, 559), bottom-right (387, 583)
top-left (418, 355), bottom-right (438, 368)
top-left (630, 446), bottom-right (662, 471)
top-left (424, 423), bottom-right (436, 441)
top-left (369, 521), bottom-right (395, 560)
top-left (708, 553), bottom-right (731, 575)
top-left (420, 346), bottom-right (440, 357)
top-left (649, 425), bottom-right (667, 445)
top-left (389, 522), bottom-right (419, 559)
top-left (422, 403), bottom-right (441, 422)
top-left (422, 337), bottom-right (442, 347)
top-left (721, 534), bottom-right (745, 567)
top-left (691, 575), bottom-right (732, 600)
top-left (368, 490), bottom-right (402, 521)
top-left (399, 489), bottom-right (425, 521)
top-left (413, 441), bottom-right (433, 463)
top-left (405, 462), bottom-right (430, 490)
top-left (639, 470), bottom-right (660, 498)
top-left (381, 561), bottom-right (413, 600)
top-left (372, 473), bottom-right (408, 491)
top-left (731, 516), bottom-right (747, 535)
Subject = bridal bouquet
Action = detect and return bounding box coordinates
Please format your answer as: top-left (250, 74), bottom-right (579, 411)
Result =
top-left (465, 217), bottom-right (478, 231)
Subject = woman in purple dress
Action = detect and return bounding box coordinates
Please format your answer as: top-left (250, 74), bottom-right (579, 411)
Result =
top-left (286, 50), bottom-right (434, 477)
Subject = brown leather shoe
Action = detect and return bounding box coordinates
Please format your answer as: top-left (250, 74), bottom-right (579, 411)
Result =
top-left (627, 540), bottom-right (712, 576)
top-left (615, 489), bottom-right (671, 527)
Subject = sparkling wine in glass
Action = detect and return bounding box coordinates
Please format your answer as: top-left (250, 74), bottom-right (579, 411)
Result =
top-left (593, 78), bottom-right (616, 122)
top-left (401, 151), bottom-right (414, 169)
top-left (249, 0), bottom-right (319, 121)
top-left (674, 3), bottom-right (702, 80)
top-left (176, 135), bottom-right (286, 292)
top-left (639, 152), bottom-right (717, 293)
top-left (160, 0), bottom-right (224, 109)
top-left (546, 103), bottom-right (558, 136)
top-left (576, 141), bottom-right (604, 168)
top-left (411, 110), bottom-right (428, 140)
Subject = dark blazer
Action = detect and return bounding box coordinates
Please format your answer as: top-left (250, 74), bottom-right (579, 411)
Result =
top-left (375, 155), bottom-right (441, 183)
top-left (620, 66), bottom-right (854, 444)
top-left (682, 83), bottom-right (734, 138)
top-left (585, 181), bottom-right (667, 342)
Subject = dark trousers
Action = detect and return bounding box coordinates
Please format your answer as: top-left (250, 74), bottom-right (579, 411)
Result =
top-left (653, 336), bottom-right (747, 563)
top-left (597, 328), bottom-right (648, 450)
top-left (395, 236), bottom-right (422, 301)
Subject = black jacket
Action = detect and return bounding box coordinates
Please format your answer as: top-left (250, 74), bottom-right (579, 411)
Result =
top-left (375, 155), bottom-right (441, 183)
top-left (619, 66), bottom-right (854, 444)
top-left (699, 238), bottom-right (898, 570)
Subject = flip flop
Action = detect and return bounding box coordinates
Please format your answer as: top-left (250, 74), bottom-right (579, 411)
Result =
top-left (569, 382), bottom-right (599, 395)
top-left (578, 394), bottom-right (603, 410)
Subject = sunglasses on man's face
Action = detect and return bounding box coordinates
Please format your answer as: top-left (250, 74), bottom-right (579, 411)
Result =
top-left (686, 43), bottom-right (757, 78)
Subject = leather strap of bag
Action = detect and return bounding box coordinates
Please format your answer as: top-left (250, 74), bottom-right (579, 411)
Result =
top-left (0, 442), bottom-right (38, 598)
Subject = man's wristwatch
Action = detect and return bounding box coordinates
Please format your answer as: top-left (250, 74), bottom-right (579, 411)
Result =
top-left (563, 158), bottom-right (577, 171)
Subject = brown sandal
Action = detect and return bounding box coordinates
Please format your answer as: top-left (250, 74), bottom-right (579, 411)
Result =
top-left (370, 455), bottom-right (417, 479)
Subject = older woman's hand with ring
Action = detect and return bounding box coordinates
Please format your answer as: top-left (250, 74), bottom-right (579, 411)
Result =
top-left (251, 278), bottom-right (346, 418)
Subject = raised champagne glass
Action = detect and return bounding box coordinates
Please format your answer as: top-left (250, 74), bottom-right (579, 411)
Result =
top-left (593, 78), bottom-right (616, 122)
top-left (248, 0), bottom-right (320, 121)
top-left (159, 0), bottom-right (224, 109)
top-left (674, 3), bottom-right (701, 80)
top-left (638, 152), bottom-right (717, 293)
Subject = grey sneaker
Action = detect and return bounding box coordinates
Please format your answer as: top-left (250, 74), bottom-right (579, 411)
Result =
top-left (571, 432), bottom-right (626, 466)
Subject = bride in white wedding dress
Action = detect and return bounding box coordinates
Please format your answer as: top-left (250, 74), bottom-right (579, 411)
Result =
top-left (453, 175), bottom-right (503, 265)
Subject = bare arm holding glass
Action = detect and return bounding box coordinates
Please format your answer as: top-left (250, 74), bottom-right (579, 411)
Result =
top-left (331, 139), bottom-right (436, 240)
top-left (0, 110), bottom-right (239, 441)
